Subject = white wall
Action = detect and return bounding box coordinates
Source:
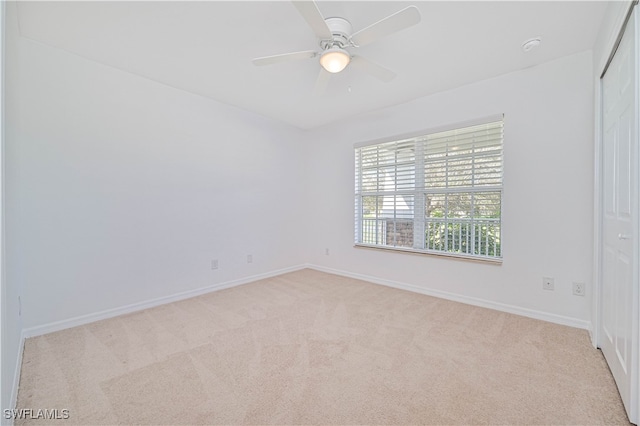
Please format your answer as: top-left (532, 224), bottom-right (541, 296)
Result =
top-left (593, 1), bottom-right (634, 77)
top-left (6, 2), bottom-right (308, 331)
top-left (305, 50), bottom-right (595, 326)
top-left (2, 2), bottom-right (23, 419)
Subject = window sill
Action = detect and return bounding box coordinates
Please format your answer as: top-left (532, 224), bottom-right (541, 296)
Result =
top-left (353, 244), bottom-right (503, 265)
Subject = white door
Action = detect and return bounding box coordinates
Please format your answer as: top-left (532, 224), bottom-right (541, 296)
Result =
top-left (600, 5), bottom-right (639, 423)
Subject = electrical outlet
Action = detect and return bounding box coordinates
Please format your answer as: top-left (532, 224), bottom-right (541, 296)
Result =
top-left (211, 259), bottom-right (218, 270)
top-left (573, 282), bottom-right (585, 296)
top-left (543, 277), bottom-right (554, 291)
top-left (247, 254), bottom-right (253, 264)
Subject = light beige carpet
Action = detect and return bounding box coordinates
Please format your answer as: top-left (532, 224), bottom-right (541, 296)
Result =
top-left (16, 269), bottom-right (629, 425)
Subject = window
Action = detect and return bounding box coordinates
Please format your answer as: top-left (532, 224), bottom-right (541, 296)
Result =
top-left (354, 117), bottom-right (503, 261)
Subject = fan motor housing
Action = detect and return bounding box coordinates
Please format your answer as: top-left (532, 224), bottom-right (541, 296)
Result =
top-left (322, 17), bottom-right (352, 48)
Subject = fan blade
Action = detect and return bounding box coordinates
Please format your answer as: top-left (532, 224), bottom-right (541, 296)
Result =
top-left (252, 50), bottom-right (317, 66)
top-left (313, 68), bottom-right (331, 96)
top-left (292, 1), bottom-right (332, 40)
top-left (351, 6), bottom-right (421, 47)
top-left (350, 56), bottom-right (396, 82)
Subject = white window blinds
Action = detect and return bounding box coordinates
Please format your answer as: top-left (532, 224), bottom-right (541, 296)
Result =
top-left (355, 118), bottom-right (503, 261)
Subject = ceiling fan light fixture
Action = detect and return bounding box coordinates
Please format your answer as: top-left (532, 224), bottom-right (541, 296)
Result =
top-left (320, 47), bottom-right (351, 73)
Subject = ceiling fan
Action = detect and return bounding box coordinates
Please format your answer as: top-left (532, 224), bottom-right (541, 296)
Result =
top-left (252, 1), bottom-right (421, 94)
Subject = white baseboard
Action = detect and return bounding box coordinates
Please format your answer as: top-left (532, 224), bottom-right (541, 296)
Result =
top-left (8, 331), bottom-right (25, 426)
top-left (22, 264), bottom-right (307, 339)
top-left (306, 264), bottom-right (592, 330)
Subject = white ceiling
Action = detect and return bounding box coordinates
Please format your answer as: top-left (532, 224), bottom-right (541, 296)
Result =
top-left (16, 1), bottom-right (609, 130)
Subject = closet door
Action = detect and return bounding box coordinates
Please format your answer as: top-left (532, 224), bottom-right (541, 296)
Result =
top-left (600, 5), bottom-right (638, 423)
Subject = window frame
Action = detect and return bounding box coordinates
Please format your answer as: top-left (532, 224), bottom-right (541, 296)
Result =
top-left (354, 115), bottom-right (504, 263)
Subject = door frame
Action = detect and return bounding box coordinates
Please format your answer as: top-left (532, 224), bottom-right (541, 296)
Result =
top-left (594, 1), bottom-right (640, 422)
